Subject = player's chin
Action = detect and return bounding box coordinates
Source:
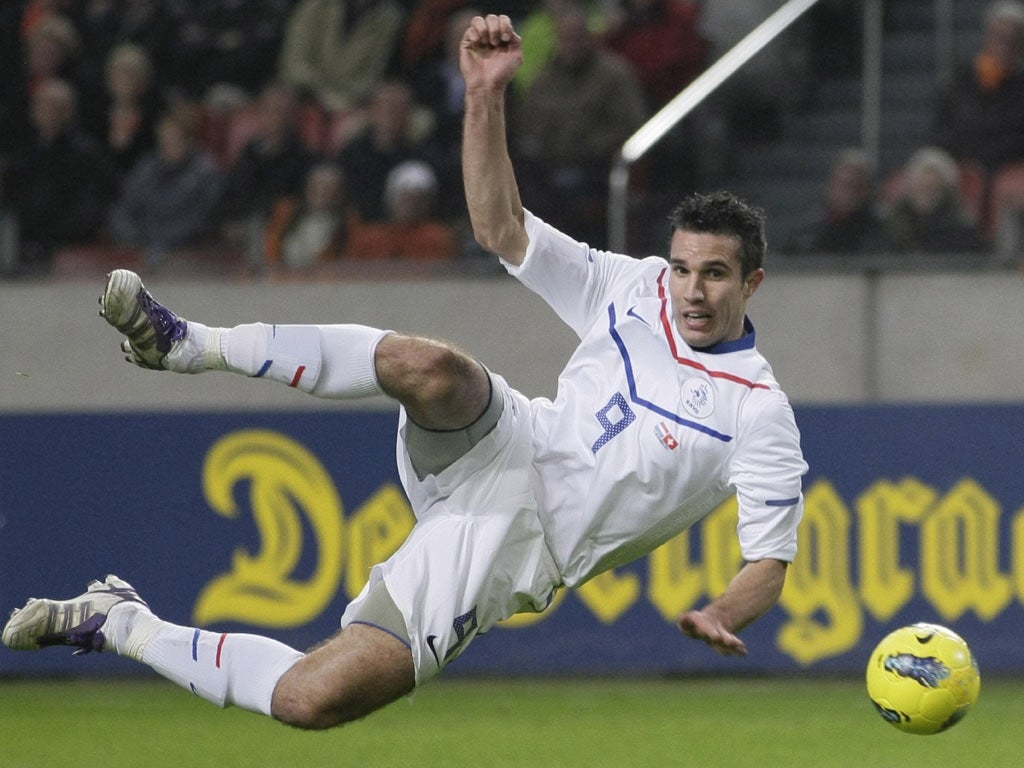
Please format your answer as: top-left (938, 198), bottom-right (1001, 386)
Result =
top-left (678, 326), bottom-right (721, 349)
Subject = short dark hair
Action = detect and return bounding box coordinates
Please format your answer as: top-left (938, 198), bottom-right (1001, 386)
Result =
top-left (668, 191), bottom-right (767, 276)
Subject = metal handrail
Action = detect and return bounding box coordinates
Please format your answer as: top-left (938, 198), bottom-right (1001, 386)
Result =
top-left (861, 0), bottom-right (884, 173)
top-left (607, 0), bottom-right (823, 252)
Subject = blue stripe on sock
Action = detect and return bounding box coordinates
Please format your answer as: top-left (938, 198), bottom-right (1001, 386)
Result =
top-left (191, 628), bottom-right (200, 661)
top-left (254, 359), bottom-right (273, 378)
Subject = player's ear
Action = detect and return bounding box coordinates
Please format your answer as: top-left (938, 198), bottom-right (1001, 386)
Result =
top-left (742, 268), bottom-right (765, 298)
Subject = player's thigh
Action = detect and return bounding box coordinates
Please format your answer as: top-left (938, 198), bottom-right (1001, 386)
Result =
top-left (271, 623), bottom-right (414, 729)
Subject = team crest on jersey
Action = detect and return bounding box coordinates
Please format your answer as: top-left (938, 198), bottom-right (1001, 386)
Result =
top-left (681, 377), bottom-right (714, 419)
top-left (654, 421), bottom-right (679, 450)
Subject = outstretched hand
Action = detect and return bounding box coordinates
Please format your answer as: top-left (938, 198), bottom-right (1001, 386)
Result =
top-left (678, 609), bottom-right (748, 657)
top-left (460, 14), bottom-right (523, 92)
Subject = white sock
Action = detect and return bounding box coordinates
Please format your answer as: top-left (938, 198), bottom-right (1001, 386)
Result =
top-left (177, 322), bottom-right (390, 398)
top-left (162, 322), bottom-right (227, 374)
top-left (105, 604), bottom-right (303, 715)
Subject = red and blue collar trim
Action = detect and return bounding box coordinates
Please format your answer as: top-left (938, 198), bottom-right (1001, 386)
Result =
top-left (656, 268), bottom-right (767, 390)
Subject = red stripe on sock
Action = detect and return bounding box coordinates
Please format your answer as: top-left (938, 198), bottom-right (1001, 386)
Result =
top-left (215, 633), bottom-right (228, 668)
top-left (289, 365), bottom-right (306, 388)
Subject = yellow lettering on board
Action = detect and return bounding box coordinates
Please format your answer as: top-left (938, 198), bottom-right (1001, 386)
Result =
top-left (701, 497), bottom-right (744, 598)
top-left (647, 499), bottom-right (741, 624)
top-left (777, 480), bottom-right (862, 666)
top-left (576, 568), bottom-right (641, 625)
top-left (344, 483), bottom-right (415, 599)
top-left (857, 478), bottom-right (935, 622)
top-left (194, 429), bottom-right (344, 628)
top-left (1013, 507), bottom-right (1024, 605)
top-left (647, 530), bottom-right (703, 623)
top-left (920, 478), bottom-right (1012, 621)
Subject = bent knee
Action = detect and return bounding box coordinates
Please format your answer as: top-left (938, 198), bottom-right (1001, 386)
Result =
top-left (270, 624), bottom-right (416, 730)
top-left (376, 335), bottom-right (489, 428)
top-left (271, 681), bottom-right (342, 731)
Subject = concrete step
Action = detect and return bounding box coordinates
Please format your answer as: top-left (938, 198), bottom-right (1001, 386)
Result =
top-left (783, 108), bottom-right (862, 144)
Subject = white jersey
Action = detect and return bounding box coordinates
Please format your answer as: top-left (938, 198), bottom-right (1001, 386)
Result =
top-left (505, 210), bottom-right (808, 587)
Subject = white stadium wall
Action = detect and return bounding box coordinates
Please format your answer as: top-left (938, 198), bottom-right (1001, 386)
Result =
top-left (1, 270), bottom-right (1023, 411)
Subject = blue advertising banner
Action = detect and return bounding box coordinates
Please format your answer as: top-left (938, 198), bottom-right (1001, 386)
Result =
top-left (1, 405), bottom-right (1022, 677)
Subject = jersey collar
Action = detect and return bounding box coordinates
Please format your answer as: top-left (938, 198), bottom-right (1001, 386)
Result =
top-left (691, 316), bottom-right (757, 354)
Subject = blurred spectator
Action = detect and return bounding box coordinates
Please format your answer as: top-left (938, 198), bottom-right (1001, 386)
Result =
top-left (218, 81), bottom-right (318, 269)
top-left (88, 43), bottom-right (162, 182)
top-left (883, 147), bottom-right (988, 254)
top-left (602, 0), bottom-right (707, 110)
top-left (108, 104), bottom-right (224, 268)
top-left (219, 82), bottom-right (319, 217)
top-left (402, 0), bottom-right (476, 74)
top-left (935, 0), bottom-right (1024, 175)
top-left (5, 78), bottom-right (116, 275)
top-left (278, 0), bottom-right (406, 112)
top-left (401, 0), bottom-right (535, 74)
top-left (407, 7), bottom-right (480, 221)
top-left (0, 1), bottom-right (29, 155)
top-left (337, 79), bottom-right (443, 223)
top-left (408, 7), bottom-right (478, 148)
top-left (264, 162), bottom-right (353, 274)
top-left (20, 0), bottom-right (78, 35)
top-left (74, 0), bottom-right (185, 96)
top-left (25, 14), bottom-right (96, 94)
top-left (347, 160), bottom-right (458, 260)
top-left (3, 14), bottom-right (103, 155)
top-left (168, 0), bottom-right (292, 103)
top-left (601, 0), bottom-right (708, 198)
top-left (788, 148), bottom-right (887, 254)
top-left (514, 4), bottom-right (648, 246)
top-left (514, 0), bottom-right (611, 95)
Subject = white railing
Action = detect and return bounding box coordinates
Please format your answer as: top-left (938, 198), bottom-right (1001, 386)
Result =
top-left (607, 0), bottom-right (897, 253)
top-left (608, 0), bottom-right (824, 251)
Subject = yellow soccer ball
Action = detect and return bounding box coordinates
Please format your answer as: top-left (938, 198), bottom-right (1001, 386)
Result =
top-left (866, 622), bottom-right (981, 735)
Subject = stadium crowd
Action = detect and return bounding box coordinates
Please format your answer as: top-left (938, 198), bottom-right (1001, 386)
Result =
top-left (1, 0), bottom-right (1023, 278)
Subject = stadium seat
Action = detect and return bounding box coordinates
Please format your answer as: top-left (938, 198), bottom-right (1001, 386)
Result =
top-left (211, 102), bottom-right (332, 171)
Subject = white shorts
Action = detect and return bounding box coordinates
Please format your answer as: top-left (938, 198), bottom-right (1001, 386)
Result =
top-left (340, 373), bottom-right (562, 685)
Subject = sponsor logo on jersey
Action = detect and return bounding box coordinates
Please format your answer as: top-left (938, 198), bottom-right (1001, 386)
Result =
top-left (681, 377), bottom-right (714, 419)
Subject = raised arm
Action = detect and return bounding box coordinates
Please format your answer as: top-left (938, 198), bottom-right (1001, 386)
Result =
top-left (677, 558), bottom-right (788, 656)
top-left (460, 14), bottom-right (529, 265)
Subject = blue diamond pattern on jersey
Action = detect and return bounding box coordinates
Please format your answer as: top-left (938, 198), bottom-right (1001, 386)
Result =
top-left (592, 392), bottom-right (636, 452)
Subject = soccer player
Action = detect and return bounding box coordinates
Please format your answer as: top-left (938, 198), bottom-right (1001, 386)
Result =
top-left (2, 14), bottom-right (807, 730)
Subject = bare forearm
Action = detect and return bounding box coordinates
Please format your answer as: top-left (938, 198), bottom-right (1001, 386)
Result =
top-left (677, 558), bottom-right (787, 656)
top-left (462, 88), bottom-right (528, 263)
top-left (703, 559), bottom-right (787, 634)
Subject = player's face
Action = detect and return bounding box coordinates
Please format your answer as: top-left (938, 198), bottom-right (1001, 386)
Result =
top-left (668, 230), bottom-right (764, 348)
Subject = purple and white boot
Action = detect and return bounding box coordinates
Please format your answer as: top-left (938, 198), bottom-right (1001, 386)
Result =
top-left (99, 269), bottom-right (221, 374)
top-left (2, 575), bottom-right (149, 655)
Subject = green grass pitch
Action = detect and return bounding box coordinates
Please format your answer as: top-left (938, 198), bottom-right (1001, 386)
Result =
top-left (1, 675), bottom-right (1021, 767)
